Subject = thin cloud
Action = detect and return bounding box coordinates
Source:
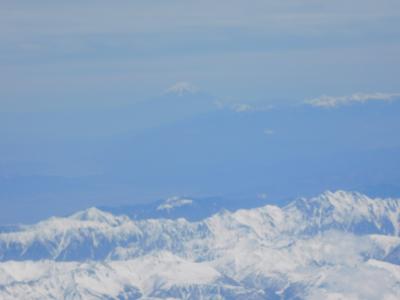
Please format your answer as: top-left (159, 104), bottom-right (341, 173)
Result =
top-left (305, 92), bottom-right (400, 108)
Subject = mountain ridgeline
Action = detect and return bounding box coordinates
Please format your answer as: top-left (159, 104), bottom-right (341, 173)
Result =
top-left (0, 191), bottom-right (400, 299)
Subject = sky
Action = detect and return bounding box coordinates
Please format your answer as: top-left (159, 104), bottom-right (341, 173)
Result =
top-left (1, 0), bottom-right (400, 223)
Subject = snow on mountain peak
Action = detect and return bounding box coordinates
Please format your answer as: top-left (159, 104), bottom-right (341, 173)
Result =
top-left (69, 207), bottom-right (125, 225)
top-left (165, 81), bottom-right (198, 96)
top-left (1, 191), bottom-right (400, 299)
top-left (156, 196), bottom-right (194, 211)
top-left (286, 190), bottom-right (400, 236)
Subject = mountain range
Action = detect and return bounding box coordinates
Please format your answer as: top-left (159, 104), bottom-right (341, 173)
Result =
top-left (0, 191), bottom-right (400, 299)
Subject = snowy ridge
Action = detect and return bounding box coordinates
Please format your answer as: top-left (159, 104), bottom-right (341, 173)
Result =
top-left (0, 191), bottom-right (400, 299)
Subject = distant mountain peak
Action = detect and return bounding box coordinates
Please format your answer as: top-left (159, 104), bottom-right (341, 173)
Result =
top-left (291, 190), bottom-right (367, 208)
top-left (157, 196), bottom-right (194, 211)
top-left (69, 207), bottom-right (123, 225)
top-left (165, 81), bottom-right (198, 96)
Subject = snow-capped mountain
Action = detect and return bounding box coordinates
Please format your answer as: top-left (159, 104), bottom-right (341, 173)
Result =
top-left (165, 82), bottom-right (199, 96)
top-left (0, 191), bottom-right (400, 299)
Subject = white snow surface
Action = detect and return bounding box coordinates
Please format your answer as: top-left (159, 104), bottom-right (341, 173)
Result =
top-left (0, 190), bottom-right (400, 299)
top-left (156, 197), bottom-right (194, 211)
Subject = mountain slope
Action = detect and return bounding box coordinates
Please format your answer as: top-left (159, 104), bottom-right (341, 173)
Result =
top-left (0, 191), bottom-right (399, 299)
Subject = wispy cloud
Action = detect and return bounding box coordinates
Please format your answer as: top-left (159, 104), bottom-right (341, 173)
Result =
top-left (305, 92), bottom-right (400, 108)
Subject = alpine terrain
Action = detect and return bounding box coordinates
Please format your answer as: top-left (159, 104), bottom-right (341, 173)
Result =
top-left (0, 191), bottom-right (400, 299)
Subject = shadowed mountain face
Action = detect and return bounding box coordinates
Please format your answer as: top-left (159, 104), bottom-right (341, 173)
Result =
top-left (0, 191), bottom-right (400, 299)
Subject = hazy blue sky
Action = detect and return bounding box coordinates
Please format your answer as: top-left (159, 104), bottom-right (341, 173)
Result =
top-left (2, 0), bottom-right (400, 111)
top-left (1, 1), bottom-right (400, 223)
